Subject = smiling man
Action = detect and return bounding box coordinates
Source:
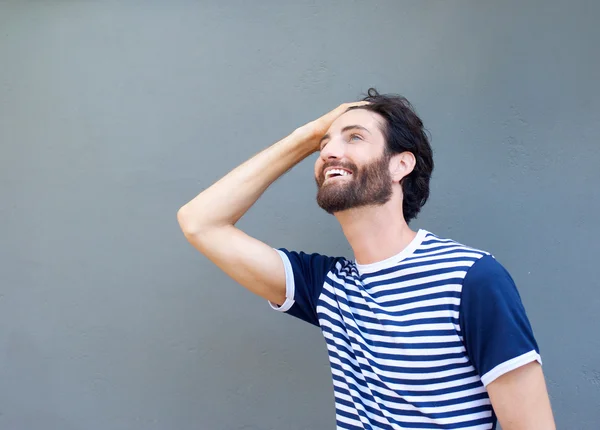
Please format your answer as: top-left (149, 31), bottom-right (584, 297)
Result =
top-left (177, 89), bottom-right (555, 429)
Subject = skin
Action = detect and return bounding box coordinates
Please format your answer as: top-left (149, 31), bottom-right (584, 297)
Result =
top-left (177, 102), bottom-right (556, 429)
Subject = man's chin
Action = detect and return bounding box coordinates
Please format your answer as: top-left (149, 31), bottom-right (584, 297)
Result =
top-left (317, 201), bottom-right (358, 215)
top-left (317, 192), bottom-right (352, 213)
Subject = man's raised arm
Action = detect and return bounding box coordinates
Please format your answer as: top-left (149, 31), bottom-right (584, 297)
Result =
top-left (176, 102), bottom-right (367, 305)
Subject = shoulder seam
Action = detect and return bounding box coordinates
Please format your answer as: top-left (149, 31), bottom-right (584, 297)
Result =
top-left (461, 253), bottom-right (493, 287)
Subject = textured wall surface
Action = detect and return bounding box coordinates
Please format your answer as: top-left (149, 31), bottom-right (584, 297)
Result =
top-left (1, 1), bottom-right (599, 429)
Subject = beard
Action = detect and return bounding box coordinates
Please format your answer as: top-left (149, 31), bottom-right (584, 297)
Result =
top-left (315, 152), bottom-right (393, 214)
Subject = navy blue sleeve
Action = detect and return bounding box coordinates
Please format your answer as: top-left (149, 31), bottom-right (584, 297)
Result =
top-left (459, 254), bottom-right (541, 386)
top-left (269, 248), bottom-right (338, 327)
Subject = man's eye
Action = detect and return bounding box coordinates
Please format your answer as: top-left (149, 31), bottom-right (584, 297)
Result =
top-left (349, 133), bottom-right (363, 141)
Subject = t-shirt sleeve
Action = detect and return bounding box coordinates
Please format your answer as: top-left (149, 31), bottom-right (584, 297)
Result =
top-left (459, 254), bottom-right (542, 387)
top-left (268, 248), bottom-right (338, 327)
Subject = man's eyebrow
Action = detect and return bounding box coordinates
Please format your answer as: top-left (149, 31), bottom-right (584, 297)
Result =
top-left (319, 125), bottom-right (371, 147)
top-left (341, 125), bottom-right (371, 135)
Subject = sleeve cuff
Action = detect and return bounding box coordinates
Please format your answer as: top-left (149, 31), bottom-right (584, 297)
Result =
top-left (268, 249), bottom-right (295, 313)
top-left (480, 349), bottom-right (542, 386)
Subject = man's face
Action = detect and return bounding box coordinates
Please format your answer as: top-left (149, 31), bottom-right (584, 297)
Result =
top-left (314, 109), bottom-right (394, 214)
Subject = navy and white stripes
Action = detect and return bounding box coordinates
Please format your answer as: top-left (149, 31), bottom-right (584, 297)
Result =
top-left (272, 229), bottom-right (541, 429)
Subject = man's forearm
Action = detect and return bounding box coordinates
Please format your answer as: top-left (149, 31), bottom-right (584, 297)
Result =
top-left (177, 128), bottom-right (315, 234)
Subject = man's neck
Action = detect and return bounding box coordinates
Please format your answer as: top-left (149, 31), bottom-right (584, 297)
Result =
top-left (335, 202), bottom-right (418, 265)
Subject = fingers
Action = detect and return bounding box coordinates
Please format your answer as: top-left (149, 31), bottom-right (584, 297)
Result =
top-left (348, 101), bottom-right (371, 107)
top-left (340, 101), bottom-right (370, 110)
top-left (327, 101), bottom-right (369, 118)
top-left (316, 100), bottom-right (372, 132)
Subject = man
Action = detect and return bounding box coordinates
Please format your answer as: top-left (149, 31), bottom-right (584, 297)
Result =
top-left (177, 89), bottom-right (555, 429)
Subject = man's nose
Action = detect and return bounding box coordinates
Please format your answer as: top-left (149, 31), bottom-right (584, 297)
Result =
top-left (320, 137), bottom-right (345, 161)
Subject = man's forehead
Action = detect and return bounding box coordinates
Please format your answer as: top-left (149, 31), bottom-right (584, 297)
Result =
top-left (329, 108), bottom-right (384, 134)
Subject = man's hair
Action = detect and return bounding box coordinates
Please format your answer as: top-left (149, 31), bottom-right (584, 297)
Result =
top-left (349, 88), bottom-right (434, 224)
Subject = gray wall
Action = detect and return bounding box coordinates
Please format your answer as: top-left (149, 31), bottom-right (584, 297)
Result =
top-left (1, 1), bottom-right (598, 429)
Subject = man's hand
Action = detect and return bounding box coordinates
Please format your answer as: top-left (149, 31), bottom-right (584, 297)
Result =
top-left (296, 101), bottom-right (370, 151)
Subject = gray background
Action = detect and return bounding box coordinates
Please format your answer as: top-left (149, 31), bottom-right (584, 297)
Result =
top-left (1, 1), bottom-right (598, 429)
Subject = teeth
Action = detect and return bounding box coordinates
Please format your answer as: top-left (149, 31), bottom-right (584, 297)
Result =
top-left (325, 169), bottom-right (351, 179)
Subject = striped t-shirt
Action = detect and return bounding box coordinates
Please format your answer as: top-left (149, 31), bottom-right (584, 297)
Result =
top-left (269, 229), bottom-right (541, 430)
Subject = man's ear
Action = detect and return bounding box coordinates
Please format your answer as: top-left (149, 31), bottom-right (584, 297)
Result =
top-left (389, 151), bottom-right (416, 183)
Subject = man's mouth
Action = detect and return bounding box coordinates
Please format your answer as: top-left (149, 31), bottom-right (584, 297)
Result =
top-left (324, 168), bottom-right (353, 182)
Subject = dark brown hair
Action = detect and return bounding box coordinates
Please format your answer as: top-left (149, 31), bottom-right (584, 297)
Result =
top-left (348, 88), bottom-right (434, 223)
